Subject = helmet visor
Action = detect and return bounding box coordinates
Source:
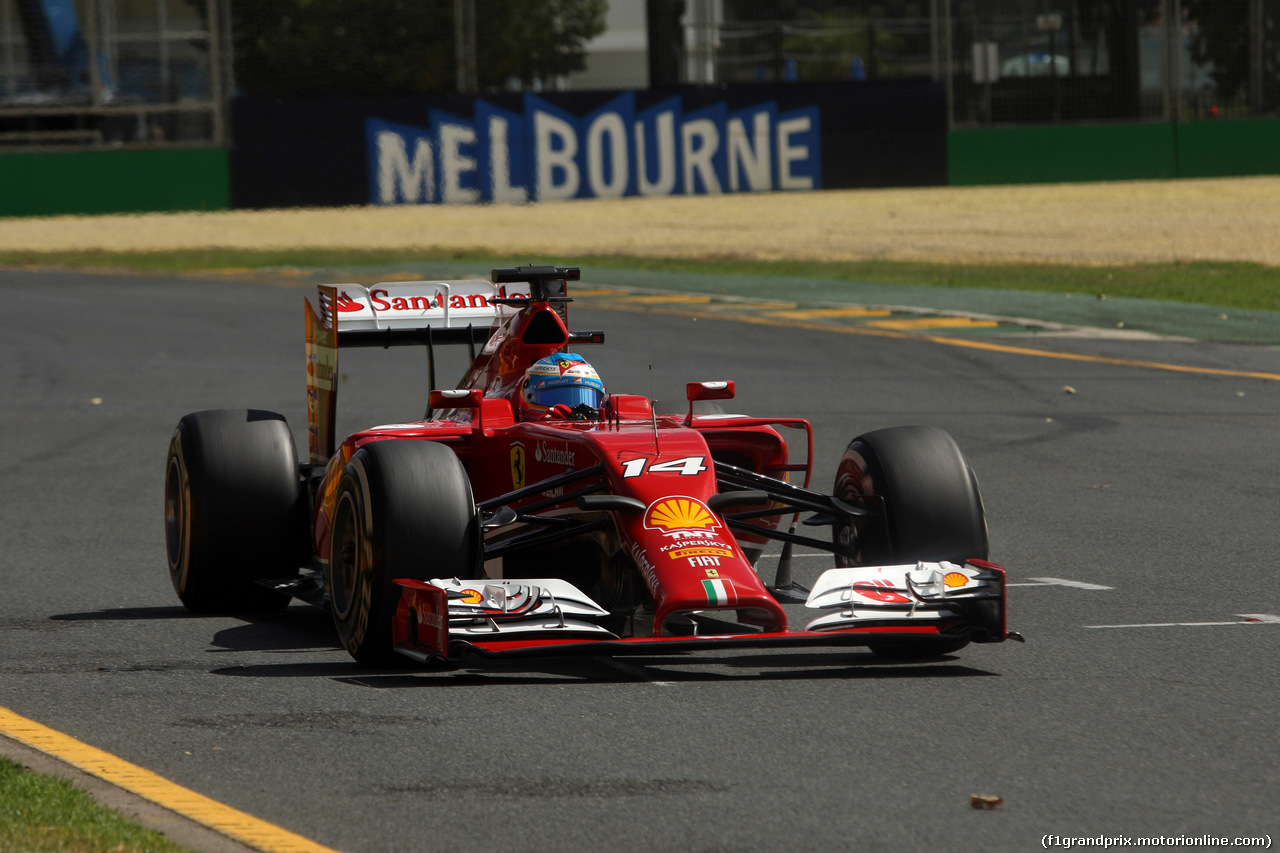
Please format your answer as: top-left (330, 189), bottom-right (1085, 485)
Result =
top-left (537, 384), bottom-right (605, 409)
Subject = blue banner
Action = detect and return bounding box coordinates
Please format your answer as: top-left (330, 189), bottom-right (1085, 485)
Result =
top-left (367, 91), bottom-right (821, 205)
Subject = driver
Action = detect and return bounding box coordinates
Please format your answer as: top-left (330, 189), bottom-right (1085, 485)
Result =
top-left (519, 353), bottom-right (606, 420)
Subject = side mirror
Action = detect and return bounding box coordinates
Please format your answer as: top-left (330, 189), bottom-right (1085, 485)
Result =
top-left (429, 389), bottom-right (483, 409)
top-left (685, 381), bottom-right (734, 425)
top-left (686, 381), bottom-right (735, 402)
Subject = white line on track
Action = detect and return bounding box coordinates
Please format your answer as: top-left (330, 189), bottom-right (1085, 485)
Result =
top-left (1085, 614), bottom-right (1280, 629)
top-left (1008, 577), bottom-right (1114, 590)
top-left (591, 655), bottom-right (681, 686)
top-left (762, 552), bottom-right (831, 560)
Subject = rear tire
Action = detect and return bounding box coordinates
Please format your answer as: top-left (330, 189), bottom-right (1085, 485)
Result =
top-left (832, 425), bottom-right (987, 658)
top-left (165, 410), bottom-right (306, 613)
top-left (326, 440), bottom-right (479, 667)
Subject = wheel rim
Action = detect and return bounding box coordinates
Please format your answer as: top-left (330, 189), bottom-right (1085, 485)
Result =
top-left (833, 480), bottom-right (870, 568)
top-left (329, 491), bottom-right (360, 618)
top-left (164, 455), bottom-right (188, 579)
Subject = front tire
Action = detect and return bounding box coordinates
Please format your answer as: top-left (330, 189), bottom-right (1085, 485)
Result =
top-left (165, 410), bottom-right (306, 613)
top-left (832, 425), bottom-right (987, 658)
top-left (326, 440), bottom-right (479, 667)
top-left (833, 425), bottom-right (987, 566)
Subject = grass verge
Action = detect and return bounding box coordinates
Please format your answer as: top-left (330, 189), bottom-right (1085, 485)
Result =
top-left (0, 757), bottom-right (191, 853)
top-left (1, 248), bottom-right (1278, 312)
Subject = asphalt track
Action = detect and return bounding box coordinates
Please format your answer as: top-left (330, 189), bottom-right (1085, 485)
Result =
top-left (2, 267), bottom-right (1278, 853)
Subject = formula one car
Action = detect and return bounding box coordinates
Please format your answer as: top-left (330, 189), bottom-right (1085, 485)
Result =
top-left (164, 265), bottom-right (1018, 667)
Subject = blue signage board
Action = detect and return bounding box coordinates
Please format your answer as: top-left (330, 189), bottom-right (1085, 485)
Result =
top-left (229, 82), bottom-right (946, 209)
top-left (366, 92), bottom-right (821, 205)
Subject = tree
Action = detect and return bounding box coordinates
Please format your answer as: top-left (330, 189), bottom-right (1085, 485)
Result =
top-left (233, 0), bottom-right (607, 97)
top-left (472, 0), bottom-right (608, 90)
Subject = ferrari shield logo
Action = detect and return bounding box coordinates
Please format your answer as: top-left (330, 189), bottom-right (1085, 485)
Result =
top-left (510, 442), bottom-right (526, 490)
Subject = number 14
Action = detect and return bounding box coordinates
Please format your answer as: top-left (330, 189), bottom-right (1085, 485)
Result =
top-left (620, 456), bottom-right (707, 478)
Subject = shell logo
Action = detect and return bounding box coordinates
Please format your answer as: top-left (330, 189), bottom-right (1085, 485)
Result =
top-left (458, 588), bottom-right (484, 604)
top-left (943, 571), bottom-right (969, 588)
top-left (644, 498), bottom-right (719, 533)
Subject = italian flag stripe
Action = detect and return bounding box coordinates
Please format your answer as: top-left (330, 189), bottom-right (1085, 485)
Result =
top-left (702, 579), bottom-right (730, 605)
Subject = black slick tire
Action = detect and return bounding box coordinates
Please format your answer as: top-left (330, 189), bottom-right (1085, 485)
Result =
top-left (832, 425), bottom-right (988, 658)
top-left (325, 439), bottom-right (479, 667)
top-left (165, 409), bottom-right (305, 613)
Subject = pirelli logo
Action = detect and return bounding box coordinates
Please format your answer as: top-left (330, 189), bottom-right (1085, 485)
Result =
top-left (667, 546), bottom-right (733, 561)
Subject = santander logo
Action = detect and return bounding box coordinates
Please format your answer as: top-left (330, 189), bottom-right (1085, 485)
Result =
top-left (331, 283), bottom-right (535, 324)
top-left (335, 292), bottom-right (365, 312)
top-left (535, 441), bottom-right (575, 467)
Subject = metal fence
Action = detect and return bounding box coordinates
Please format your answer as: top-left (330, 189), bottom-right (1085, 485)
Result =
top-left (707, 15), bottom-right (942, 84)
top-left (0, 0), bottom-right (228, 148)
top-left (703, 0), bottom-right (1280, 126)
top-left (951, 0), bottom-right (1280, 125)
top-left (2, 0), bottom-right (1276, 152)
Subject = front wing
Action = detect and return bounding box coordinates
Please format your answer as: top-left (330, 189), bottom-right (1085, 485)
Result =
top-left (391, 561), bottom-right (1014, 664)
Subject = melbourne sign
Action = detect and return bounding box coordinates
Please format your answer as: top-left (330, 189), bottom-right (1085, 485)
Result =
top-left (367, 91), bottom-right (821, 205)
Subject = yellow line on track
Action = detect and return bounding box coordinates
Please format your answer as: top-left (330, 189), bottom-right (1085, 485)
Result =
top-left (775, 307), bottom-right (891, 319)
top-left (587, 300), bottom-right (1280, 382)
top-left (0, 706), bottom-right (341, 853)
top-left (921, 334), bottom-right (1280, 380)
top-left (711, 301), bottom-right (798, 310)
top-left (868, 316), bottom-right (999, 330)
top-left (617, 294), bottom-right (712, 303)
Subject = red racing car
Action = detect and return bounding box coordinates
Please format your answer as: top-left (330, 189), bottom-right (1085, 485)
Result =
top-left (164, 265), bottom-right (1019, 667)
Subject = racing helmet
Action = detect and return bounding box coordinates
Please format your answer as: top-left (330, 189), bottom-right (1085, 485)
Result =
top-left (520, 353), bottom-right (606, 417)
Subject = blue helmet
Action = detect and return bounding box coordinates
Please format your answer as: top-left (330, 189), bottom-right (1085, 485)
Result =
top-left (520, 353), bottom-right (606, 416)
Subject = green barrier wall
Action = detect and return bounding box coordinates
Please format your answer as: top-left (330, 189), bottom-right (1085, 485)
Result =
top-left (0, 148), bottom-right (229, 217)
top-left (949, 119), bottom-right (1280, 185)
top-left (0, 119), bottom-right (1272, 216)
top-left (1175, 119), bottom-right (1280, 177)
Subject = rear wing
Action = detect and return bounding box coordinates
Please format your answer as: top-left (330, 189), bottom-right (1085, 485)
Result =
top-left (321, 279), bottom-right (532, 342)
top-left (305, 279), bottom-right (531, 463)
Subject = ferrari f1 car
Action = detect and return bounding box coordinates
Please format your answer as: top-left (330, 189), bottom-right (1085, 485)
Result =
top-left (164, 265), bottom-right (1019, 667)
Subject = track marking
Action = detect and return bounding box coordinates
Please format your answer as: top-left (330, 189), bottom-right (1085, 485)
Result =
top-left (0, 705), bottom-right (339, 853)
top-left (868, 317), bottom-right (999, 330)
top-left (1010, 577), bottom-right (1114, 590)
top-left (924, 333), bottom-right (1280, 381)
top-left (1085, 614), bottom-right (1280, 629)
top-left (591, 656), bottom-right (681, 686)
top-left (716, 301), bottom-right (798, 310)
top-left (584, 298), bottom-right (1280, 383)
top-left (775, 552), bottom-right (837, 559)
top-left (617, 294), bottom-right (712, 304)
top-left (775, 307), bottom-right (891, 319)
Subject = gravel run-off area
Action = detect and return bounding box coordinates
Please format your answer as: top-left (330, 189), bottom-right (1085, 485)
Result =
top-left (1, 176), bottom-right (1277, 267)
